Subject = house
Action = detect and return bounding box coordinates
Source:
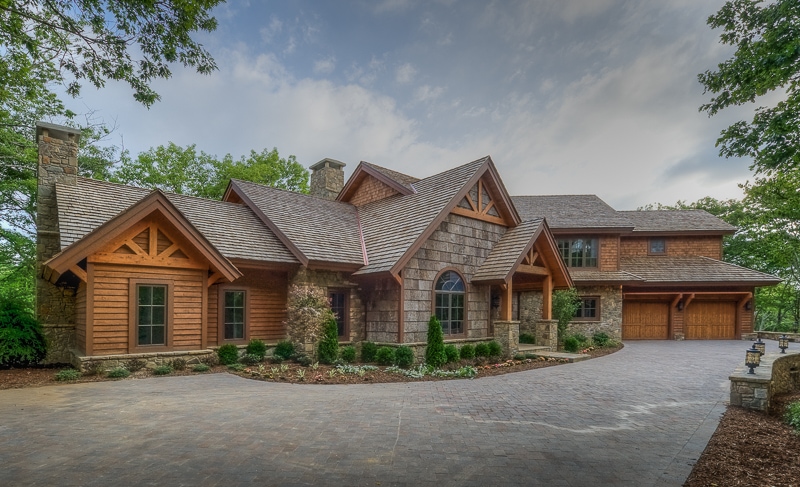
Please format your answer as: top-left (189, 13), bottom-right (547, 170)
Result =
top-left (35, 122), bottom-right (779, 368)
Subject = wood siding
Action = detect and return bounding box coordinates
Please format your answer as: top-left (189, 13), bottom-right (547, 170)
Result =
top-left (685, 300), bottom-right (736, 339)
top-left (209, 269), bottom-right (288, 344)
top-left (620, 236), bottom-right (722, 259)
top-left (349, 175), bottom-right (400, 206)
top-left (599, 236), bottom-right (620, 271)
top-left (622, 301), bottom-right (669, 339)
top-left (91, 264), bottom-right (205, 355)
top-left (75, 282), bottom-right (86, 354)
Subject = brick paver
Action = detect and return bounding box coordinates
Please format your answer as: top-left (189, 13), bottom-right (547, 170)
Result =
top-left (0, 341), bottom-right (749, 486)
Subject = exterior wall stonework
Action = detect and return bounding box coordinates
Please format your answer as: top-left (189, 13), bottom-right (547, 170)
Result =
top-left (519, 292), bottom-right (543, 338)
top-left (620, 236), bottom-right (722, 259)
top-left (567, 285), bottom-right (623, 340)
top-left (365, 278), bottom-right (401, 343)
top-left (730, 351), bottom-right (800, 412)
top-left (290, 268), bottom-right (366, 344)
top-left (310, 165), bottom-right (345, 200)
top-left (37, 129), bottom-right (80, 363)
top-left (402, 213), bottom-right (507, 343)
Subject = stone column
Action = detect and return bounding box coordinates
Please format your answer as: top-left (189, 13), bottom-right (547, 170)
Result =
top-left (535, 319), bottom-right (558, 351)
top-left (493, 320), bottom-right (520, 358)
top-left (309, 158), bottom-right (346, 200)
top-left (36, 122), bottom-right (81, 364)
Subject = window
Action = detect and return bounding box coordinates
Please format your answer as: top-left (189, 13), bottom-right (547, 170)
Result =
top-left (224, 291), bottom-right (246, 340)
top-left (435, 270), bottom-right (465, 335)
top-left (574, 297), bottom-right (599, 321)
top-left (138, 285), bottom-right (167, 346)
top-left (557, 238), bottom-right (598, 267)
top-left (329, 291), bottom-right (347, 337)
top-left (649, 238), bottom-right (666, 254)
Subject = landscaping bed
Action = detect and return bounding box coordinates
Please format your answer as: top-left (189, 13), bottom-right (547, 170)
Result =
top-left (0, 344), bottom-right (622, 389)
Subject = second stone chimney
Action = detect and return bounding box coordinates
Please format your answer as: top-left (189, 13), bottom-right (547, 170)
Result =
top-left (309, 158), bottom-right (346, 200)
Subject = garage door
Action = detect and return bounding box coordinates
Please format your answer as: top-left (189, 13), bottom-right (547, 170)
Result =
top-left (622, 301), bottom-right (669, 339)
top-left (685, 301), bottom-right (736, 339)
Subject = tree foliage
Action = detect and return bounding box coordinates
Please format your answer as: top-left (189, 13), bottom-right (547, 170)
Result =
top-left (699, 0), bottom-right (800, 174)
top-left (317, 316), bottom-right (339, 364)
top-left (0, 295), bottom-right (47, 366)
top-left (425, 315), bottom-right (446, 367)
top-left (552, 288), bottom-right (580, 345)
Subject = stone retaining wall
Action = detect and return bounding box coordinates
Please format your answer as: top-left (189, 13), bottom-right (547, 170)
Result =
top-left (73, 349), bottom-right (216, 373)
top-left (729, 350), bottom-right (800, 412)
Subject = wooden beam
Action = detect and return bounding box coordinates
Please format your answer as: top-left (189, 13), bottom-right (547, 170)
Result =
top-left (683, 293), bottom-right (696, 309)
top-left (148, 223), bottom-right (158, 257)
top-left (482, 200), bottom-right (495, 216)
top-left (69, 265), bottom-right (87, 283)
top-left (450, 206), bottom-right (508, 226)
top-left (160, 242), bottom-right (181, 258)
top-left (500, 280), bottom-right (513, 321)
top-left (542, 275), bottom-right (552, 320)
top-left (207, 272), bottom-right (223, 287)
top-left (515, 264), bottom-right (549, 275)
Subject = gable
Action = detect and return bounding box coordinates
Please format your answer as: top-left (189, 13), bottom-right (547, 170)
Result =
top-left (450, 175), bottom-right (514, 226)
top-left (349, 174), bottom-right (403, 206)
top-left (337, 161), bottom-right (416, 205)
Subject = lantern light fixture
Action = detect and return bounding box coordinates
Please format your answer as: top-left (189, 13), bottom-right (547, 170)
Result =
top-left (779, 334), bottom-right (789, 354)
top-left (754, 337), bottom-right (766, 356)
top-left (745, 345), bottom-right (761, 374)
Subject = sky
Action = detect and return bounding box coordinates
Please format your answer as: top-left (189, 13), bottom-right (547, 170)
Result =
top-left (67, 0), bottom-right (762, 210)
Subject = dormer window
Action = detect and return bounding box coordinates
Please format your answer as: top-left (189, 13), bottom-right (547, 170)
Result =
top-left (649, 238), bottom-right (666, 255)
top-left (557, 238), bottom-right (598, 267)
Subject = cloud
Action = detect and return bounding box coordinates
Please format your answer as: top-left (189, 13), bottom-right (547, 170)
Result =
top-left (395, 63), bottom-right (417, 84)
top-left (259, 17), bottom-right (283, 43)
top-left (414, 85), bottom-right (445, 103)
top-left (313, 56), bottom-right (336, 75)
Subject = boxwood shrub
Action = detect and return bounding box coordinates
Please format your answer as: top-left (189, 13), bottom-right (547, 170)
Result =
top-left (217, 343), bottom-right (239, 365)
top-left (444, 344), bottom-right (459, 363)
top-left (375, 346), bottom-right (396, 366)
top-left (395, 346), bottom-right (414, 368)
top-left (459, 344), bottom-right (475, 359)
top-left (360, 341), bottom-right (378, 363)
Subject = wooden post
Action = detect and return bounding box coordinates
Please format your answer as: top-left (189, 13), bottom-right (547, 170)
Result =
top-left (500, 282), bottom-right (513, 321)
top-left (542, 275), bottom-right (552, 320)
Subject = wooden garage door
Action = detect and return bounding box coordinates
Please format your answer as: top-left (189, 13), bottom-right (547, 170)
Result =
top-left (622, 301), bottom-right (669, 339)
top-left (685, 301), bottom-right (736, 339)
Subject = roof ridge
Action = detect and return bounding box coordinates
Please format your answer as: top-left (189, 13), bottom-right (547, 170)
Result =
top-left (75, 176), bottom-right (247, 208)
top-left (231, 178), bottom-right (354, 206)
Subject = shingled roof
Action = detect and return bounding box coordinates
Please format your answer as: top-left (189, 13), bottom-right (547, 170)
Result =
top-left (472, 218), bottom-right (544, 283)
top-left (355, 157), bottom-right (495, 275)
top-left (56, 178), bottom-right (298, 264)
top-left (361, 162), bottom-right (420, 190)
top-left (618, 210), bottom-right (736, 234)
top-left (620, 256), bottom-right (780, 286)
top-left (511, 195), bottom-right (634, 231)
top-left (229, 179), bottom-right (365, 267)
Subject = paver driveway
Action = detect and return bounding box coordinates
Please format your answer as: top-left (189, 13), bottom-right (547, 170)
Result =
top-left (0, 341), bottom-right (746, 486)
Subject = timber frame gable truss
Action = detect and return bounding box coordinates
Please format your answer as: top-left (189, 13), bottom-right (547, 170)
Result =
top-left (43, 190), bottom-right (241, 286)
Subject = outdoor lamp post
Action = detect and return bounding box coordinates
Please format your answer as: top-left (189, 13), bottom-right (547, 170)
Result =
top-left (754, 337), bottom-right (766, 356)
top-left (745, 345), bottom-right (761, 374)
top-left (779, 334), bottom-right (789, 354)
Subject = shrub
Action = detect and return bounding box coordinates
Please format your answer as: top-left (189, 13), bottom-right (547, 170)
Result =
top-left (425, 316), bottom-right (447, 368)
top-left (246, 339), bottom-right (267, 359)
top-left (592, 332), bottom-right (610, 347)
top-left (0, 296), bottom-right (47, 367)
top-left (295, 354), bottom-right (313, 367)
top-left (459, 344), bottom-right (475, 359)
top-left (573, 333), bottom-right (589, 346)
top-left (519, 333), bottom-right (536, 344)
top-left (444, 344), bottom-right (460, 363)
top-left (273, 340), bottom-right (295, 361)
top-left (192, 363), bottom-right (210, 372)
top-left (487, 341), bottom-right (503, 357)
top-left (785, 401), bottom-right (800, 433)
top-left (340, 345), bottom-right (356, 363)
top-left (123, 359), bottom-right (147, 372)
top-left (227, 363), bottom-right (246, 371)
top-left (395, 346), bottom-right (414, 368)
top-left (55, 369), bottom-right (81, 381)
top-left (153, 365), bottom-right (172, 376)
top-left (563, 336), bottom-right (580, 353)
top-left (361, 341), bottom-right (378, 363)
top-left (217, 344), bottom-right (239, 365)
top-left (107, 367), bottom-right (130, 379)
top-left (83, 361), bottom-right (105, 376)
top-left (317, 317), bottom-right (340, 364)
top-left (240, 354), bottom-right (263, 365)
top-left (552, 288), bottom-right (580, 345)
top-left (376, 346), bottom-right (396, 366)
top-left (513, 354), bottom-right (526, 361)
top-left (474, 343), bottom-right (490, 357)
top-left (169, 358), bottom-right (187, 371)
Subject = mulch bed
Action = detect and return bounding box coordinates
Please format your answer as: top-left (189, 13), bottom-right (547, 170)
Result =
top-left (0, 344), bottom-right (621, 389)
top-left (684, 391), bottom-right (800, 487)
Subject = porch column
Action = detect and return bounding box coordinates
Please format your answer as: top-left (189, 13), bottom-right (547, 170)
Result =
top-left (500, 281), bottom-right (513, 321)
top-left (542, 275), bottom-right (552, 320)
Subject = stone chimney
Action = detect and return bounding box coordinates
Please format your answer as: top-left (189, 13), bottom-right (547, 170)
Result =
top-left (309, 158), bottom-right (346, 200)
top-left (36, 121), bottom-right (81, 364)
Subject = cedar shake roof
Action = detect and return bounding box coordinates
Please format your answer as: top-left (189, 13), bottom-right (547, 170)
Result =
top-left (620, 256), bottom-right (781, 286)
top-left (618, 210), bottom-right (736, 234)
top-left (511, 195), bottom-right (634, 231)
top-left (57, 178), bottom-right (298, 264)
top-left (354, 157), bottom-right (491, 275)
top-left (568, 269), bottom-right (644, 284)
top-left (361, 162), bottom-right (420, 190)
top-left (230, 179), bottom-right (365, 266)
top-left (472, 219), bottom-right (544, 283)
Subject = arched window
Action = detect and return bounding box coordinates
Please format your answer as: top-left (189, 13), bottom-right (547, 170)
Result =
top-left (435, 270), bottom-right (465, 335)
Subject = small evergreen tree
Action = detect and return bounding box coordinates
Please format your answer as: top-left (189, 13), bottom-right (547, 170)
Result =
top-left (0, 297), bottom-right (47, 366)
top-left (317, 316), bottom-right (339, 364)
top-left (425, 315), bottom-right (447, 367)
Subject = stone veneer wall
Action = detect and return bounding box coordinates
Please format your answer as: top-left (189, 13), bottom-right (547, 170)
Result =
top-left (519, 291), bottom-right (543, 338)
top-left (567, 285), bottom-right (622, 340)
top-left (365, 277), bottom-right (401, 343)
top-left (290, 268), bottom-right (366, 344)
top-left (401, 213), bottom-right (507, 343)
top-left (36, 125), bottom-right (80, 364)
top-left (309, 161), bottom-right (345, 200)
top-left (730, 351), bottom-right (800, 412)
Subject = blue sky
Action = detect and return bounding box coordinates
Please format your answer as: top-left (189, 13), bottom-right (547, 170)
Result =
top-left (68, 0), bottom-right (761, 209)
